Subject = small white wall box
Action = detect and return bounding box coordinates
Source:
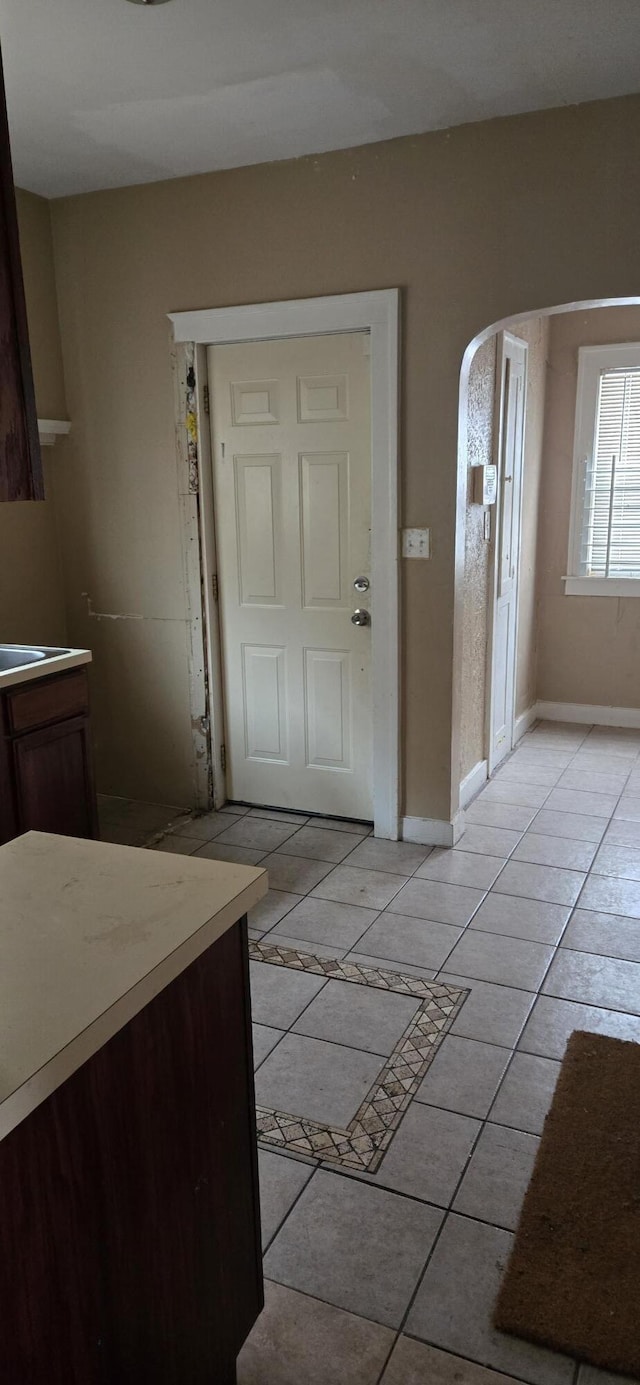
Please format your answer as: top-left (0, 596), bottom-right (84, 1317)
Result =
top-left (402, 528), bottom-right (430, 558)
top-left (472, 464), bottom-right (497, 505)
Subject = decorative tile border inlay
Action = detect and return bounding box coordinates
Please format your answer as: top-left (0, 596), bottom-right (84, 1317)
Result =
top-left (250, 940), bottom-right (469, 1172)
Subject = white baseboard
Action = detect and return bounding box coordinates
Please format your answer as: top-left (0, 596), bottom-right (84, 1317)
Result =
top-left (459, 759), bottom-right (487, 809)
top-left (534, 700), bottom-right (640, 730)
top-left (402, 813), bottom-right (465, 848)
top-left (514, 705), bottom-right (538, 743)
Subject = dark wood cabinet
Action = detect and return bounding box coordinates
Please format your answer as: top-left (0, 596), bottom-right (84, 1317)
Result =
top-left (0, 44), bottom-right (43, 503)
top-left (0, 917), bottom-right (263, 1383)
top-left (0, 719), bottom-right (17, 841)
top-left (0, 668), bottom-right (98, 843)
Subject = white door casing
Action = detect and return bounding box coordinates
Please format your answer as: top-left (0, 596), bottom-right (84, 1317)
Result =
top-left (169, 290), bottom-right (400, 838)
top-left (209, 332), bottom-right (373, 818)
top-left (487, 332), bottom-right (527, 772)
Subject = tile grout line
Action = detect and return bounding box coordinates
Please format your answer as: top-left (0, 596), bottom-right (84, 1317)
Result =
top-left (390, 913), bottom-right (581, 1373)
top-left (259, 1163), bottom-right (319, 1259)
top-left (397, 1334), bottom-right (547, 1385)
top-left (253, 763), bottom-right (640, 1067)
top-left (252, 805), bottom-right (544, 1356)
top-left (122, 730), bottom-right (640, 1381)
top-left (373, 1328), bottom-right (402, 1385)
top-left (356, 735), bottom-right (636, 1362)
top-left (380, 727), bottom-right (638, 1359)
top-left (443, 732), bottom-right (639, 981)
top-left (255, 726), bottom-right (638, 1382)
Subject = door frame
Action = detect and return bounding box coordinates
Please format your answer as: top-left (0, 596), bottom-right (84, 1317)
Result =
top-left (485, 330), bottom-right (528, 775)
top-left (169, 289), bottom-right (400, 839)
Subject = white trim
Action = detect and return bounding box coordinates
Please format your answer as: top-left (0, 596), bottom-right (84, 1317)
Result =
top-left (563, 576), bottom-right (640, 597)
top-left (38, 418), bottom-right (71, 447)
top-left (514, 705), bottom-right (537, 743)
top-left (534, 700), bottom-right (640, 729)
top-left (402, 814), bottom-right (465, 848)
top-left (169, 290), bottom-right (400, 839)
top-left (459, 759), bottom-right (487, 808)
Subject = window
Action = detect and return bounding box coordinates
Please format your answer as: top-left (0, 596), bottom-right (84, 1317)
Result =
top-left (566, 343), bottom-right (640, 596)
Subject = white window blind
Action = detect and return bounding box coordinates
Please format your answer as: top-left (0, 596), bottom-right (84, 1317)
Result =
top-left (579, 366), bottom-right (640, 578)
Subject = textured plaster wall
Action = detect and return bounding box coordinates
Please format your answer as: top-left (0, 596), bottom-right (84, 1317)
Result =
top-left (48, 93), bottom-right (640, 817)
top-left (537, 305), bottom-right (640, 708)
top-left (459, 337), bottom-right (495, 781)
top-left (514, 316), bottom-right (549, 719)
top-left (0, 191), bottom-right (67, 647)
top-left (459, 318), bottom-right (547, 781)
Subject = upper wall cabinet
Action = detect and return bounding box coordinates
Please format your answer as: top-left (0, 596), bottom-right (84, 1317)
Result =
top-left (0, 48), bottom-right (43, 503)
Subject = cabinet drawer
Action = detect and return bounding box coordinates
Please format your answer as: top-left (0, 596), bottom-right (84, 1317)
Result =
top-left (6, 669), bottom-right (89, 735)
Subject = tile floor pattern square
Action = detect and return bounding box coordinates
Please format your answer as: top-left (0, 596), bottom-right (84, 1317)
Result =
top-left (256, 1032), bottom-right (386, 1128)
top-left (405, 1214), bottom-right (574, 1385)
top-left (137, 722), bottom-right (640, 1380)
top-left (264, 1169), bottom-right (444, 1328)
top-left (257, 1150), bottom-right (314, 1250)
top-left (237, 1279), bottom-right (394, 1385)
top-left (291, 978), bottom-right (421, 1055)
top-left (353, 910), bottom-right (462, 971)
top-left (250, 940), bottom-right (468, 1171)
top-left (452, 1122), bottom-right (540, 1231)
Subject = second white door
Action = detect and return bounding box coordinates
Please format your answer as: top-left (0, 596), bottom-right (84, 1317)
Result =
top-left (488, 332), bottom-right (527, 771)
top-left (209, 331), bottom-right (373, 818)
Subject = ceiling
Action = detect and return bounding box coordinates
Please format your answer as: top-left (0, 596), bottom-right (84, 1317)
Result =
top-left (3, 0), bottom-right (640, 199)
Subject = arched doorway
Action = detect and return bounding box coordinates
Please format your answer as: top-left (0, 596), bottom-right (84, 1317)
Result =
top-left (453, 297), bottom-right (640, 820)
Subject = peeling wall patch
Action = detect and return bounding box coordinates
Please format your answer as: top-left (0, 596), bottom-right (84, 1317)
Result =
top-left (184, 341), bottom-right (199, 494)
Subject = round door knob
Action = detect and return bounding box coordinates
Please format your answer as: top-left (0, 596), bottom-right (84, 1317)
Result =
top-left (351, 608), bottom-right (370, 626)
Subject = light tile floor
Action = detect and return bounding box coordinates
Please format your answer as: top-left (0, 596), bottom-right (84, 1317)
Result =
top-left (99, 720), bottom-right (640, 1385)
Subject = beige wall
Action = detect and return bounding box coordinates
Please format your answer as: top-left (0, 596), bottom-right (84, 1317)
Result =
top-left (514, 316), bottom-right (549, 718)
top-left (48, 93), bottom-right (640, 818)
top-left (0, 191), bottom-right (67, 647)
top-left (537, 305), bottom-right (640, 709)
top-left (460, 337), bottom-right (495, 780)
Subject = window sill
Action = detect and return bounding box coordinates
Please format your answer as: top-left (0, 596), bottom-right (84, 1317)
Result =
top-left (563, 576), bottom-right (640, 597)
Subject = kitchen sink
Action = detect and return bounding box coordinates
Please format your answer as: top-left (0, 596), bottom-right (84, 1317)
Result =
top-left (0, 645), bottom-right (71, 673)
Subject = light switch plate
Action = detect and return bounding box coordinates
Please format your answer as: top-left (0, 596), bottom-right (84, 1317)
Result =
top-left (402, 527), bottom-right (430, 559)
top-left (472, 463), bottom-right (498, 506)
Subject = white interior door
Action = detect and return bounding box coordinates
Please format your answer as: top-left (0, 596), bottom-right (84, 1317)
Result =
top-left (488, 333), bottom-right (527, 771)
top-left (209, 331), bottom-right (373, 818)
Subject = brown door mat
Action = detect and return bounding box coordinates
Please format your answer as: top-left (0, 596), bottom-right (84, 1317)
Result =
top-left (494, 1030), bottom-right (640, 1380)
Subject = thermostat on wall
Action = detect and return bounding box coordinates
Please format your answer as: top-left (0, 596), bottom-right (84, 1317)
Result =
top-left (472, 464), bottom-right (497, 506)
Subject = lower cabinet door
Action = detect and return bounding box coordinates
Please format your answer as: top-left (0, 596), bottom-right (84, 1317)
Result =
top-left (0, 919), bottom-right (262, 1384)
top-left (0, 730), bottom-right (18, 844)
top-left (13, 714), bottom-right (98, 838)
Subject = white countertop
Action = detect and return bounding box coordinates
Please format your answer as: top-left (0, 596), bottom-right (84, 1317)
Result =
top-left (0, 832), bottom-right (267, 1140)
top-left (0, 645), bottom-right (92, 690)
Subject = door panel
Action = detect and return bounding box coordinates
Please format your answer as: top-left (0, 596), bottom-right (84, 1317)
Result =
top-left (242, 645), bottom-right (288, 762)
top-left (298, 374), bottom-right (348, 422)
top-left (235, 455), bottom-right (282, 604)
top-left (304, 648), bottom-right (351, 770)
top-left (210, 332), bottom-right (372, 818)
top-left (300, 452), bottom-right (349, 607)
top-left (491, 600), bottom-right (512, 758)
top-left (489, 334), bottom-right (527, 771)
top-left (231, 378), bottom-right (279, 426)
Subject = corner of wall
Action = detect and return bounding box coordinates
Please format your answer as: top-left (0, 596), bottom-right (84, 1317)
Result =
top-left (0, 190), bottom-right (69, 647)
